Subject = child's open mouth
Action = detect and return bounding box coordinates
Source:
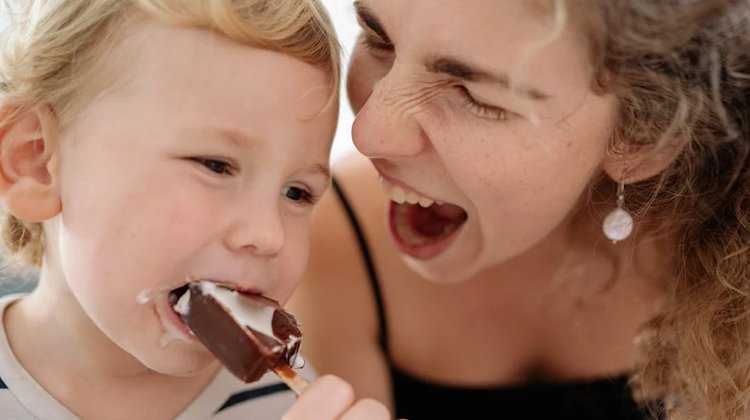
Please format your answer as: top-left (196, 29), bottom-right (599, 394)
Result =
top-left (168, 284), bottom-right (190, 308)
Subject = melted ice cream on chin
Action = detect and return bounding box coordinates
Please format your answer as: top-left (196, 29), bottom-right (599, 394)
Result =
top-left (137, 286), bottom-right (193, 348)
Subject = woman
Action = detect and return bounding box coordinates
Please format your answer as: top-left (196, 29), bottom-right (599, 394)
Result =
top-left (290, 0), bottom-right (750, 419)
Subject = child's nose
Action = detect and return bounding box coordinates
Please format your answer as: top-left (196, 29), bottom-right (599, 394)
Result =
top-left (223, 201), bottom-right (285, 257)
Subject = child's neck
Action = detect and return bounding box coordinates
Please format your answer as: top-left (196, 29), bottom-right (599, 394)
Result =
top-left (9, 267), bottom-right (150, 376)
top-left (4, 266), bottom-right (220, 418)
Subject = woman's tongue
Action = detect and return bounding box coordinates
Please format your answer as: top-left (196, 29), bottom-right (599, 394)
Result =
top-left (395, 201), bottom-right (468, 245)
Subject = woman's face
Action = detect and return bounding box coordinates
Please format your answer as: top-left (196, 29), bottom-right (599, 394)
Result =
top-left (347, 0), bottom-right (619, 282)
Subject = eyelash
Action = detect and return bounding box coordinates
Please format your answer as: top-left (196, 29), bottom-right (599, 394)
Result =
top-left (282, 185), bottom-right (319, 205)
top-left (193, 158), bottom-right (235, 176)
top-left (190, 157), bottom-right (320, 206)
top-left (456, 86), bottom-right (509, 121)
top-left (361, 33), bottom-right (394, 53)
top-left (361, 32), bottom-right (509, 122)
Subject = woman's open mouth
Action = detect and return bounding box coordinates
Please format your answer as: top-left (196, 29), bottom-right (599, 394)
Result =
top-left (381, 178), bottom-right (468, 260)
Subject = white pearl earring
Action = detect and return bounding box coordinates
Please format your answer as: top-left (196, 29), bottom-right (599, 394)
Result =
top-left (602, 181), bottom-right (633, 243)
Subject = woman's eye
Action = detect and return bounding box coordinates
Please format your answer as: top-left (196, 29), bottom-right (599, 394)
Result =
top-left (193, 158), bottom-right (234, 175)
top-left (361, 34), bottom-right (394, 53)
top-left (457, 86), bottom-right (510, 121)
top-left (282, 186), bottom-right (317, 205)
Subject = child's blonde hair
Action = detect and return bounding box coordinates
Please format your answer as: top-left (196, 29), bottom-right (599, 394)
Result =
top-left (0, 0), bottom-right (341, 267)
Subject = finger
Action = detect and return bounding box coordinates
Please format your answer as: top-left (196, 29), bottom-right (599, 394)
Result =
top-left (338, 398), bottom-right (391, 420)
top-left (282, 375), bottom-right (355, 420)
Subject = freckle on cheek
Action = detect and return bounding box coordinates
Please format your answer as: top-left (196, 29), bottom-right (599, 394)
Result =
top-left (479, 174), bottom-right (494, 187)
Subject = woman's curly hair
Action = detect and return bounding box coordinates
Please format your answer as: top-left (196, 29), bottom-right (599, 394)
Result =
top-left (574, 0), bottom-right (750, 418)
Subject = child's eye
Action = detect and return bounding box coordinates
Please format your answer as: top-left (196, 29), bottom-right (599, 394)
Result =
top-left (193, 158), bottom-right (235, 175)
top-left (282, 185), bottom-right (317, 205)
top-left (456, 86), bottom-right (510, 121)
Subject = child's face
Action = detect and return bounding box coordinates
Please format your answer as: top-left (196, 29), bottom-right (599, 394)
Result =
top-left (47, 22), bottom-right (336, 374)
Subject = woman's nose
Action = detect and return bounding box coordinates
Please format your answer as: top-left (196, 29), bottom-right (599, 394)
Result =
top-left (223, 199), bottom-right (285, 257)
top-left (351, 68), bottom-right (429, 159)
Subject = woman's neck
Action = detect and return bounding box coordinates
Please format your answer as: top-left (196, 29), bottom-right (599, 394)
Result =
top-left (472, 199), bottom-right (670, 303)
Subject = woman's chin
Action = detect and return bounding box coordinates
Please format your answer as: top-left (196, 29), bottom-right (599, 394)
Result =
top-left (398, 232), bottom-right (485, 284)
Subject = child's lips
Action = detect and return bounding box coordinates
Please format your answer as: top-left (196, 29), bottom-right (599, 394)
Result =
top-left (139, 278), bottom-right (271, 348)
top-left (175, 278), bottom-right (266, 296)
top-left (159, 294), bottom-right (193, 337)
top-left (168, 284), bottom-right (190, 307)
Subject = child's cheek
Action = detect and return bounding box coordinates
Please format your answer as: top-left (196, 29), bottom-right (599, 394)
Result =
top-left (274, 220), bottom-right (312, 305)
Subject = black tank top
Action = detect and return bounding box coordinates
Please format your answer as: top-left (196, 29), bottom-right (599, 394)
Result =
top-left (332, 178), bottom-right (663, 420)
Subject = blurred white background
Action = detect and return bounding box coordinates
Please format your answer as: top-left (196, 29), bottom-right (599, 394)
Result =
top-left (321, 0), bottom-right (359, 163)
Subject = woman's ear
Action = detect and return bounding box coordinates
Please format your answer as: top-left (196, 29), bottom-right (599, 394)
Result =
top-left (0, 104), bottom-right (61, 222)
top-left (602, 140), bottom-right (685, 183)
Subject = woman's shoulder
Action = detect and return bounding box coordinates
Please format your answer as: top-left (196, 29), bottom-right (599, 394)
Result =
top-left (289, 153), bottom-right (394, 403)
top-left (296, 151), bottom-right (384, 299)
top-left (310, 153), bottom-right (384, 242)
top-left (331, 153), bottom-right (383, 210)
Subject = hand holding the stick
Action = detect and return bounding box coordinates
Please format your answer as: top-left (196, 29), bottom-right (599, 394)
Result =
top-left (283, 375), bottom-right (391, 420)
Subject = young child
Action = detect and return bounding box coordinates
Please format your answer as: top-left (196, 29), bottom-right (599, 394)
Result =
top-left (0, 0), bottom-right (388, 418)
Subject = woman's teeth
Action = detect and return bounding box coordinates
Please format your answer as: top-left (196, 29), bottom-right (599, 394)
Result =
top-left (379, 177), bottom-right (436, 208)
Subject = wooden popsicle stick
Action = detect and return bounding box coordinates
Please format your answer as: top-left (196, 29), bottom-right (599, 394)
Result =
top-left (273, 363), bottom-right (308, 395)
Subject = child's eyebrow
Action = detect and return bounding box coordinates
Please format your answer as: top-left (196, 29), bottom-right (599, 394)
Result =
top-left (186, 127), bottom-right (330, 178)
top-left (308, 163), bottom-right (331, 180)
top-left (217, 128), bottom-right (254, 148)
top-left (216, 128), bottom-right (331, 179)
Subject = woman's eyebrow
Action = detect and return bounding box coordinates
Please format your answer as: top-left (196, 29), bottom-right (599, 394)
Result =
top-left (353, 1), bottom-right (391, 44)
top-left (426, 57), bottom-right (552, 101)
top-left (352, 2), bottom-right (552, 102)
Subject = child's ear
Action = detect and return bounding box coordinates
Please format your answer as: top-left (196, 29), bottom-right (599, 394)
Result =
top-left (602, 140), bottom-right (685, 183)
top-left (0, 104), bottom-right (61, 222)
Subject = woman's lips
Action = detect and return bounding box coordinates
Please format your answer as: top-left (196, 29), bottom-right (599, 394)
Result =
top-left (375, 173), bottom-right (468, 260)
top-left (388, 200), bottom-right (467, 260)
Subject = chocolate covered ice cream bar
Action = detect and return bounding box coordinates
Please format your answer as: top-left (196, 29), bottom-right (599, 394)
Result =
top-left (172, 281), bottom-right (307, 393)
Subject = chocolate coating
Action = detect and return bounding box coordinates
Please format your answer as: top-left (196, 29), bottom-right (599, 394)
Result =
top-left (180, 282), bottom-right (302, 383)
